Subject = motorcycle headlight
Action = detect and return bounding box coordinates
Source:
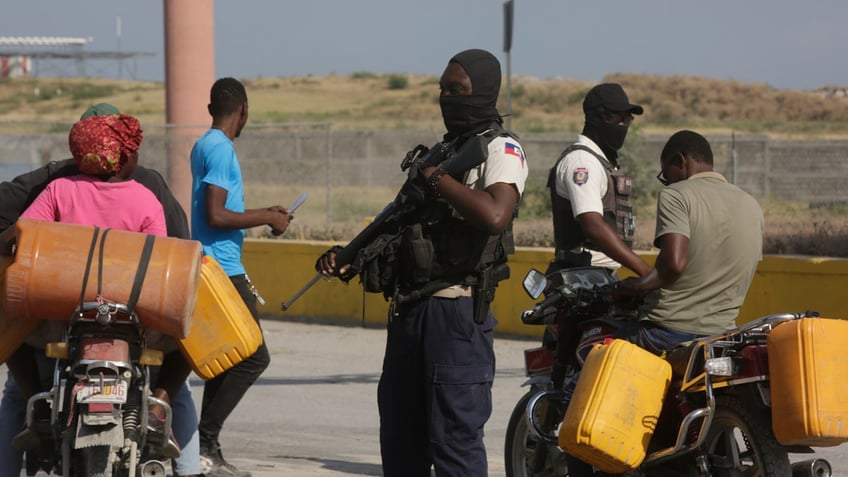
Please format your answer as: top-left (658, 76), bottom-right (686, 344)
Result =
top-left (704, 356), bottom-right (736, 376)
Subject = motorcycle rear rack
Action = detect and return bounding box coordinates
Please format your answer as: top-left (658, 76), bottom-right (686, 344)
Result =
top-left (643, 312), bottom-right (809, 466)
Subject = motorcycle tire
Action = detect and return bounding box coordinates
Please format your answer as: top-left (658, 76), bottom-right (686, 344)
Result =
top-left (504, 387), bottom-right (568, 477)
top-left (703, 395), bottom-right (791, 477)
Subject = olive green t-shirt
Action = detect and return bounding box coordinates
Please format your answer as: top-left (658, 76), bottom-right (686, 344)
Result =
top-left (641, 171), bottom-right (763, 335)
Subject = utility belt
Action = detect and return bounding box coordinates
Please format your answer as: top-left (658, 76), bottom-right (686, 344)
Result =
top-left (391, 261), bottom-right (510, 325)
top-left (430, 284), bottom-right (473, 299)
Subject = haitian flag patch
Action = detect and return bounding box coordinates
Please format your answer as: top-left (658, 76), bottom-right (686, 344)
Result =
top-left (504, 142), bottom-right (526, 166)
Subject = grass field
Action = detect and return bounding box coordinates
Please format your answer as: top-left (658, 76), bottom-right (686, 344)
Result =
top-left (2, 73), bottom-right (847, 138)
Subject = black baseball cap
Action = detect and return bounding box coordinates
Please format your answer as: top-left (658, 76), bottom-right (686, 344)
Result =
top-left (583, 83), bottom-right (643, 115)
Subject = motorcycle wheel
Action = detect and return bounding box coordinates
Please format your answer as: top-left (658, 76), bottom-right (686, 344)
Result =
top-left (703, 395), bottom-right (790, 477)
top-left (504, 387), bottom-right (568, 477)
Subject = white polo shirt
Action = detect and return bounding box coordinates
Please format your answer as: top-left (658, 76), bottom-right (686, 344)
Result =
top-left (553, 134), bottom-right (620, 270)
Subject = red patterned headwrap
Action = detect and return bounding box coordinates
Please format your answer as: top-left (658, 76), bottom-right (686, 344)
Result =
top-left (68, 114), bottom-right (143, 176)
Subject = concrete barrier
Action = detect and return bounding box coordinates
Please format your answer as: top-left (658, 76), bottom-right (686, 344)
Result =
top-left (245, 239), bottom-right (848, 338)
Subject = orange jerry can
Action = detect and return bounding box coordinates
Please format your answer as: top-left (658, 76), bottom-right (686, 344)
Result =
top-left (768, 317), bottom-right (848, 446)
top-left (179, 256), bottom-right (264, 380)
top-left (3, 219), bottom-right (201, 339)
top-left (559, 339), bottom-right (671, 474)
top-left (0, 254), bottom-right (40, 365)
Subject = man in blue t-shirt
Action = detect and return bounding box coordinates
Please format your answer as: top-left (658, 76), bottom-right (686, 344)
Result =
top-left (189, 77), bottom-right (290, 477)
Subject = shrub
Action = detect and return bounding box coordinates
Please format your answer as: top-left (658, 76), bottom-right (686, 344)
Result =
top-left (387, 74), bottom-right (408, 90)
top-left (67, 83), bottom-right (116, 101)
top-left (351, 71), bottom-right (378, 80)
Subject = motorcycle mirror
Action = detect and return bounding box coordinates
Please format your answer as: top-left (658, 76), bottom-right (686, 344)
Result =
top-left (522, 269), bottom-right (547, 299)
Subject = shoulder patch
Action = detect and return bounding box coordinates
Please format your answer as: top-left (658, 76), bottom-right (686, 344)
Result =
top-left (572, 167), bottom-right (589, 185)
top-left (503, 141), bottom-right (526, 166)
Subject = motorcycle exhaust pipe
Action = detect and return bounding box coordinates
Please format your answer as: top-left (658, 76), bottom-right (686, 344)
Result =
top-left (791, 458), bottom-right (832, 477)
top-left (139, 460), bottom-right (167, 477)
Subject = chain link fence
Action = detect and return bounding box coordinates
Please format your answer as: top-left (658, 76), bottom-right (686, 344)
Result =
top-left (2, 122), bottom-right (848, 235)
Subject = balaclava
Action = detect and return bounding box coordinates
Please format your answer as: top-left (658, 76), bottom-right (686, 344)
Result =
top-left (439, 49), bottom-right (502, 141)
top-left (584, 113), bottom-right (629, 161)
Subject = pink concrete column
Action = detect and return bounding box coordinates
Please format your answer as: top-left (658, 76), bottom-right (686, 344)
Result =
top-left (163, 0), bottom-right (215, 224)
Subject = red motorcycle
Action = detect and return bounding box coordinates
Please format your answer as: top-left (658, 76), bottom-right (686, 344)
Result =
top-left (504, 266), bottom-right (836, 477)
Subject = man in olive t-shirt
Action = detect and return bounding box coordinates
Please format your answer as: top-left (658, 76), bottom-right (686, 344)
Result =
top-left (616, 130), bottom-right (763, 353)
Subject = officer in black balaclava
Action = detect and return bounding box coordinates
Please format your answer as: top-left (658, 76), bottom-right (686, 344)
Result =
top-left (439, 48), bottom-right (503, 142)
top-left (317, 48), bottom-right (529, 477)
top-left (548, 82), bottom-right (651, 276)
top-left (546, 83), bottom-right (651, 477)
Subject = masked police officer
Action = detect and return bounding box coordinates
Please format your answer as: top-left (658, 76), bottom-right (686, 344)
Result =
top-left (317, 48), bottom-right (528, 476)
top-left (548, 83), bottom-right (651, 278)
top-left (546, 84), bottom-right (652, 477)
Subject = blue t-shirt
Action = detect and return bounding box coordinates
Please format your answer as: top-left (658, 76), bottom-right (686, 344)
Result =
top-left (190, 128), bottom-right (246, 276)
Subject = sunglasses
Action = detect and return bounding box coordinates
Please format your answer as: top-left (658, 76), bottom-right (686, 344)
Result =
top-left (601, 111), bottom-right (634, 126)
top-left (656, 170), bottom-right (670, 186)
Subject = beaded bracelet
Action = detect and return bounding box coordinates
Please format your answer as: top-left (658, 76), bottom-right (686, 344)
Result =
top-left (427, 168), bottom-right (449, 197)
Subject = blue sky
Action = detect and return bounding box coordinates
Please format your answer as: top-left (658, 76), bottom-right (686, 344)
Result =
top-left (2, 0), bottom-right (846, 90)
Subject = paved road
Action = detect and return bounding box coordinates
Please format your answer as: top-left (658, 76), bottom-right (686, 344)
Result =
top-left (5, 317), bottom-right (847, 476)
top-left (185, 318), bottom-right (848, 476)
top-left (193, 317), bottom-right (532, 476)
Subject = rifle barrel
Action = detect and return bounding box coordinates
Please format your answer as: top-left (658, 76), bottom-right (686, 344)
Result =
top-left (281, 272), bottom-right (324, 311)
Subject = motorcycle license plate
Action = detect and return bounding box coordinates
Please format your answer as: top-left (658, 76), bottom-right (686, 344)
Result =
top-left (76, 380), bottom-right (128, 404)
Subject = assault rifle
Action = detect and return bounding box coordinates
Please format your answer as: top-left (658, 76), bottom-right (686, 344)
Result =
top-left (281, 135), bottom-right (490, 311)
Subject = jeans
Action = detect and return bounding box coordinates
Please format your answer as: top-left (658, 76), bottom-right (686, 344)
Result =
top-left (0, 370), bottom-right (200, 477)
top-left (198, 274), bottom-right (270, 453)
top-left (0, 371), bottom-right (25, 477)
top-left (170, 380), bottom-right (201, 476)
top-left (629, 321), bottom-right (704, 355)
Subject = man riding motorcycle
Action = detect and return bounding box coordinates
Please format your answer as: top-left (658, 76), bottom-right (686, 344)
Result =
top-left (614, 129), bottom-right (763, 353)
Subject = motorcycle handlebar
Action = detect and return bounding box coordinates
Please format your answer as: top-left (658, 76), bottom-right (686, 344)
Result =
top-left (519, 282), bottom-right (618, 325)
top-left (534, 290), bottom-right (569, 313)
top-left (520, 289), bottom-right (570, 325)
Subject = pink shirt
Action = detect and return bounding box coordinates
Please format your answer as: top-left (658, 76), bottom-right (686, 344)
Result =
top-left (21, 175), bottom-right (167, 236)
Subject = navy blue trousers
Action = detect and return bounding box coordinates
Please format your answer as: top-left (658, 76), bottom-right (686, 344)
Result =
top-left (378, 295), bottom-right (495, 477)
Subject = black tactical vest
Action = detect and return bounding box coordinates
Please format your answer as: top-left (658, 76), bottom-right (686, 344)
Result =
top-left (547, 144), bottom-right (634, 256)
top-left (396, 127), bottom-right (517, 297)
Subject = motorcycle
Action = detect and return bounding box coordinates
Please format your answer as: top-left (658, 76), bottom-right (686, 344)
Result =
top-left (504, 266), bottom-right (835, 477)
top-left (18, 299), bottom-right (177, 477)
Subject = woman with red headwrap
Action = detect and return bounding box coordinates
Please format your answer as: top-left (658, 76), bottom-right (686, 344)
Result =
top-left (11, 113), bottom-right (193, 464)
top-left (21, 114), bottom-right (166, 235)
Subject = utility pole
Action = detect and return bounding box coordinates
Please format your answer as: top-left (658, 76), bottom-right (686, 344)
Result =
top-left (116, 16), bottom-right (122, 79)
top-left (503, 0), bottom-right (514, 131)
top-left (731, 130), bottom-right (738, 184)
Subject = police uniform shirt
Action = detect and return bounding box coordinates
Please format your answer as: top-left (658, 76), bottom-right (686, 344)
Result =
top-left (553, 134), bottom-right (621, 271)
top-left (462, 134), bottom-right (528, 197)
